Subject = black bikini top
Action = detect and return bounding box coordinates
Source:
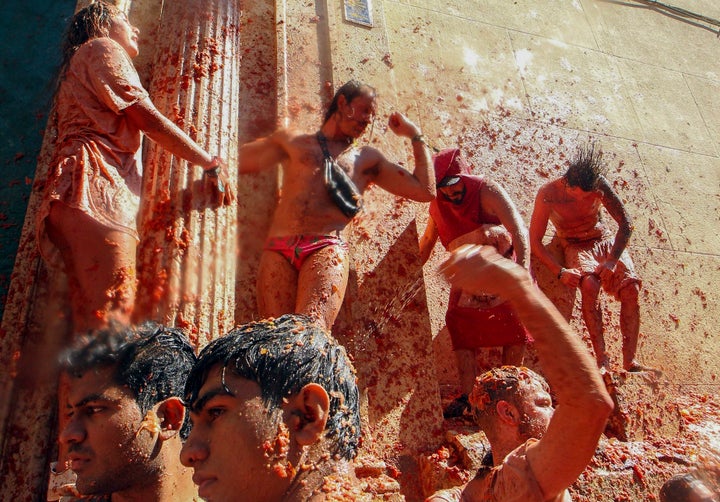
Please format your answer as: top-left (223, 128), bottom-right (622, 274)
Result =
top-left (316, 132), bottom-right (364, 218)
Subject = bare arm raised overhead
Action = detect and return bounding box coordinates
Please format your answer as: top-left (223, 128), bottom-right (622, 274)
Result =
top-left (441, 245), bottom-right (613, 501)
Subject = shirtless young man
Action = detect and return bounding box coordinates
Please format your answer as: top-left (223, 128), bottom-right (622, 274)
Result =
top-left (238, 80), bottom-right (435, 329)
top-left (529, 143), bottom-right (650, 372)
top-left (427, 245), bottom-right (613, 501)
top-left (180, 314), bottom-right (361, 501)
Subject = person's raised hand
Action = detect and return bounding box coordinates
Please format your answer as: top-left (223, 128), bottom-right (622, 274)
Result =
top-left (440, 244), bottom-right (532, 299)
top-left (388, 112), bottom-right (420, 139)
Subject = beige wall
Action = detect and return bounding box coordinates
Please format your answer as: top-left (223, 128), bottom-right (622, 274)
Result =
top-left (316, 0), bottom-right (720, 387)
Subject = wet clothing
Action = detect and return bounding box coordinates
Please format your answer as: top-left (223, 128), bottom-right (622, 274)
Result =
top-left (446, 289), bottom-right (531, 350)
top-left (561, 236), bottom-right (640, 299)
top-left (37, 37), bottom-right (149, 268)
top-left (471, 440), bottom-right (572, 502)
top-left (430, 149), bottom-right (529, 349)
top-left (426, 439), bottom-right (572, 502)
top-left (264, 234), bottom-right (347, 271)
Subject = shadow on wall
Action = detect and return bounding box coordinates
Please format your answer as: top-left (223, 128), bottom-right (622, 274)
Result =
top-left (234, 0), bottom-right (279, 323)
top-left (335, 223), bottom-right (443, 500)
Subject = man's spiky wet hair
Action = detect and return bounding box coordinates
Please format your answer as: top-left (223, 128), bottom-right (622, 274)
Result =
top-left (469, 366), bottom-right (549, 430)
top-left (184, 314), bottom-right (361, 460)
top-left (61, 321), bottom-right (197, 438)
top-left (323, 80), bottom-right (376, 124)
top-left (565, 142), bottom-right (606, 192)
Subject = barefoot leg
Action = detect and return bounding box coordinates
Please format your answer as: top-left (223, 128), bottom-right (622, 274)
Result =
top-left (295, 243), bottom-right (350, 330)
top-left (256, 250), bottom-right (298, 319)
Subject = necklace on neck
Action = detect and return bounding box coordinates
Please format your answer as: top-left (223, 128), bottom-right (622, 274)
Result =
top-left (318, 130), bottom-right (355, 149)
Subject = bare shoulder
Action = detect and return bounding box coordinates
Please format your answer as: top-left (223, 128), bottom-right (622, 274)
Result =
top-left (480, 177), bottom-right (507, 197)
top-left (536, 179), bottom-right (559, 202)
top-left (271, 127), bottom-right (300, 144)
top-left (357, 144), bottom-right (385, 175)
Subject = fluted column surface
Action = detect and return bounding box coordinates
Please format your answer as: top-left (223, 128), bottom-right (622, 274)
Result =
top-left (136, 0), bottom-right (241, 347)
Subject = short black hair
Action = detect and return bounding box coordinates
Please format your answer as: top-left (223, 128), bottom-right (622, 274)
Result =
top-left (565, 142), bottom-right (606, 192)
top-left (323, 80), bottom-right (376, 124)
top-left (184, 314), bottom-right (361, 460)
top-left (61, 322), bottom-right (197, 438)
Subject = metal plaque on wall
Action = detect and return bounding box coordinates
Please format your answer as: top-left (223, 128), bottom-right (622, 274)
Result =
top-left (344, 0), bottom-right (373, 27)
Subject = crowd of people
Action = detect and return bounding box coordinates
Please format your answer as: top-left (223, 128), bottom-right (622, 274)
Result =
top-left (35, 2), bottom-right (717, 501)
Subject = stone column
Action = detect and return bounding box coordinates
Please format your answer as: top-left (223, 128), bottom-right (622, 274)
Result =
top-left (135, 0), bottom-right (241, 347)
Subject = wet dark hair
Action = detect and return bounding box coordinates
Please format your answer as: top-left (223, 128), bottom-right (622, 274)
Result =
top-left (323, 80), bottom-right (376, 124)
top-left (469, 366), bottom-right (549, 431)
top-left (660, 473), bottom-right (717, 502)
top-left (185, 314), bottom-right (361, 460)
top-left (59, 2), bottom-right (119, 81)
top-left (61, 321), bottom-right (197, 438)
top-left (565, 142), bottom-right (606, 192)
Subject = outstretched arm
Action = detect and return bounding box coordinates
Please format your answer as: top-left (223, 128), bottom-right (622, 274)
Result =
top-left (125, 98), bottom-right (234, 205)
top-left (419, 216), bottom-right (440, 265)
top-left (371, 112), bottom-right (435, 202)
top-left (441, 246), bottom-right (613, 501)
top-left (481, 181), bottom-right (529, 268)
top-left (237, 129), bottom-right (289, 173)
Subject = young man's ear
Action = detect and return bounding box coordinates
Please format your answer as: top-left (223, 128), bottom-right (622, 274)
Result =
top-left (155, 397), bottom-right (186, 441)
top-left (283, 383), bottom-right (330, 447)
top-left (495, 400), bottom-right (520, 427)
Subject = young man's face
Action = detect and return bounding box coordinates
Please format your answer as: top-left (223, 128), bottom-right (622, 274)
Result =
top-left (181, 366), bottom-right (292, 502)
top-left (59, 367), bottom-right (159, 496)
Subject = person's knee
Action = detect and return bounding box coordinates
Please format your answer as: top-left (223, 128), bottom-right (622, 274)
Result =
top-left (618, 282), bottom-right (640, 304)
top-left (579, 274), bottom-right (601, 298)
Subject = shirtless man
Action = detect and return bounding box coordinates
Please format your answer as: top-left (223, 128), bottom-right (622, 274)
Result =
top-left (55, 322), bottom-right (198, 501)
top-left (427, 245), bottom-right (613, 501)
top-left (180, 314), bottom-right (361, 501)
top-left (238, 80), bottom-right (435, 329)
top-left (530, 143), bottom-right (650, 372)
top-left (419, 148), bottom-right (530, 418)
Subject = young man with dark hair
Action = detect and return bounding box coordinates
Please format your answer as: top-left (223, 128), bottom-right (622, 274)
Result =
top-left (56, 322), bottom-right (198, 501)
top-left (180, 314), bottom-right (362, 501)
top-left (530, 143), bottom-right (651, 372)
top-left (427, 245), bottom-right (613, 501)
top-left (419, 148), bottom-right (531, 418)
top-left (238, 80), bottom-right (435, 329)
